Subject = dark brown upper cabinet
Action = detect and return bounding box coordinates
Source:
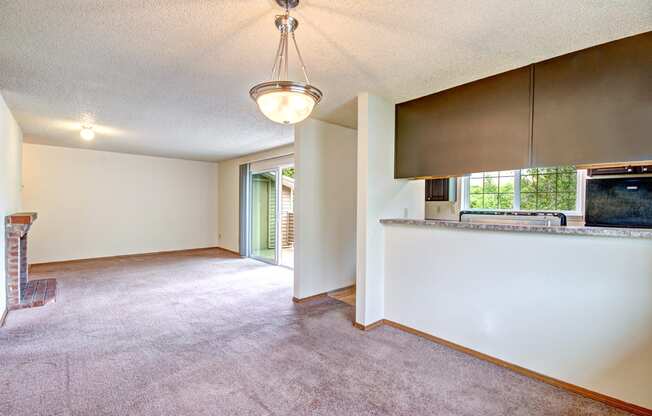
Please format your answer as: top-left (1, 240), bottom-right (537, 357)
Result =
top-left (532, 32), bottom-right (652, 167)
top-left (395, 66), bottom-right (533, 179)
top-left (395, 31), bottom-right (651, 179)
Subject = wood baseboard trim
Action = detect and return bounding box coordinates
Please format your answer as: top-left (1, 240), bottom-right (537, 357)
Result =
top-left (292, 293), bottom-right (327, 304)
top-left (293, 284), bottom-right (356, 304)
top-left (30, 246), bottom-right (239, 268)
top-left (216, 247), bottom-right (242, 257)
top-left (0, 308), bottom-right (7, 327)
top-left (352, 320), bottom-right (383, 331)
top-left (383, 319), bottom-right (651, 416)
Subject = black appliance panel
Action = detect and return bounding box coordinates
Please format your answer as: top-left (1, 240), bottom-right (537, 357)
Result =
top-left (585, 177), bottom-right (652, 228)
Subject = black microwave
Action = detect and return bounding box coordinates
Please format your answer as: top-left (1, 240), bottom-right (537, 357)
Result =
top-left (585, 177), bottom-right (652, 228)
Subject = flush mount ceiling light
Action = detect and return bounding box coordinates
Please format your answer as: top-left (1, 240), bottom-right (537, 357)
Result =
top-left (80, 125), bottom-right (95, 141)
top-left (249, 0), bottom-right (322, 125)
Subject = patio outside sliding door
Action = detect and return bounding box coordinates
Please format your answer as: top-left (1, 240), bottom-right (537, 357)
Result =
top-left (250, 169), bottom-right (279, 264)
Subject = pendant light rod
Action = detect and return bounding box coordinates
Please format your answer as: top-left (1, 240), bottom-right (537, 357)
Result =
top-left (284, 30), bottom-right (289, 80)
top-left (269, 6), bottom-right (311, 84)
top-left (270, 32), bottom-right (284, 80)
top-left (291, 32), bottom-right (310, 85)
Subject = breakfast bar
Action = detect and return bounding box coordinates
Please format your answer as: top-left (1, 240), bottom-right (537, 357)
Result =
top-left (380, 218), bottom-right (652, 408)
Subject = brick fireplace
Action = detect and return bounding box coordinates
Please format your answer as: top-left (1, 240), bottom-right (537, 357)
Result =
top-left (5, 212), bottom-right (56, 310)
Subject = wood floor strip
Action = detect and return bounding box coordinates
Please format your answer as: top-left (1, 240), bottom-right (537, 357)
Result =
top-left (293, 284), bottom-right (356, 304)
top-left (328, 286), bottom-right (356, 306)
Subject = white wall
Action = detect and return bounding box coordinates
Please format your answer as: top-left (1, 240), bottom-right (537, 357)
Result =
top-left (384, 224), bottom-right (652, 409)
top-left (0, 94), bottom-right (23, 317)
top-left (294, 119), bottom-right (357, 299)
top-left (356, 93), bottom-right (425, 326)
top-left (22, 144), bottom-right (218, 263)
top-left (217, 145), bottom-right (294, 253)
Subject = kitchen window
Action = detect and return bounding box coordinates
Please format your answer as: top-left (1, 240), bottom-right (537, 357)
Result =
top-left (462, 166), bottom-right (584, 214)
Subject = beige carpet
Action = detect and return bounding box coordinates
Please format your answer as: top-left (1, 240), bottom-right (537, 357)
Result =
top-left (0, 249), bottom-right (632, 415)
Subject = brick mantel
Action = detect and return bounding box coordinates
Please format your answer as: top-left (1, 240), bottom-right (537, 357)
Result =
top-left (6, 212), bottom-right (38, 231)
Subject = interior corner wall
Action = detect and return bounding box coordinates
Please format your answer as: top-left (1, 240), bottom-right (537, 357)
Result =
top-left (217, 145), bottom-right (294, 253)
top-left (294, 119), bottom-right (357, 299)
top-left (22, 144), bottom-right (219, 263)
top-left (0, 94), bottom-right (23, 318)
top-left (355, 92), bottom-right (425, 326)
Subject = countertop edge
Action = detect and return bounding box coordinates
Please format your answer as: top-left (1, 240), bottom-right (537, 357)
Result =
top-left (379, 218), bottom-right (652, 240)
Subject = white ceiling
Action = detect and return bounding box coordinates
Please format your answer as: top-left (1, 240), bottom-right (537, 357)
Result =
top-left (1, 1), bottom-right (650, 162)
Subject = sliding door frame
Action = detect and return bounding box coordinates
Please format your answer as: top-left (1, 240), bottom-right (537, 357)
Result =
top-left (277, 163), bottom-right (295, 270)
top-left (248, 167), bottom-right (282, 265)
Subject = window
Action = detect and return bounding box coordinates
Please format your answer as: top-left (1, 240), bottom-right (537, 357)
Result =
top-left (464, 166), bottom-right (583, 213)
top-left (468, 171), bottom-right (516, 210)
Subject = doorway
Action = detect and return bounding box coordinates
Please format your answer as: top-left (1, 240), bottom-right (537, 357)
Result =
top-left (248, 164), bottom-right (295, 268)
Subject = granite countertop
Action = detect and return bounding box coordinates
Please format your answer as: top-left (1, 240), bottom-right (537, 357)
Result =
top-left (379, 218), bottom-right (652, 240)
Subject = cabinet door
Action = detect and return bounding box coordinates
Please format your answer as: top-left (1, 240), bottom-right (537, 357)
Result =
top-left (532, 32), bottom-right (652, 167)
top-left (425, 179), bottom-right (449, 201)
top-left (395, 66), bottom-right (532, 179)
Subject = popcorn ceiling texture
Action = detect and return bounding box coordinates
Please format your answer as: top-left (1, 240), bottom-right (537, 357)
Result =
top-left (0, 249), bottom-right (633, 415)
top-left (0, 0), bottom-right (650, 161)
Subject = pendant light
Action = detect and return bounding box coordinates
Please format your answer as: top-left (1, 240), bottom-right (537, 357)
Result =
top-left (249, 0), bottom-right (322, 125)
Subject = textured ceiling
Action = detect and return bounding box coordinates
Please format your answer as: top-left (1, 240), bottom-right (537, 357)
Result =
top-left (1, 1), bottom-right (650, 161)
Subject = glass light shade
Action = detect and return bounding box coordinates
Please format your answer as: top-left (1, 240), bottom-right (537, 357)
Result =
top-left (250, 81), bottom-right (323, 125)
top-left (80, 127), bottom-right (95, 141)
top-left (256, 91), bottom-right (315, 125)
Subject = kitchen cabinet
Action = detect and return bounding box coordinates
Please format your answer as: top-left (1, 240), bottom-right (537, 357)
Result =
top-left (394, 31), bottom-right (652, 179)
top-left (532, 32), bottom-right (652, 167)
top-left (425, 178), bottom-right (457, 202)
top-left (395, 66), bottom-right (532, 179)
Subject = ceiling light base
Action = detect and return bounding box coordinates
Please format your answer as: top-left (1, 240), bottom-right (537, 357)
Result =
top-left (275, 15), bottom-right (298, 33)
top-left (275, 0), bottom-right (299, 10)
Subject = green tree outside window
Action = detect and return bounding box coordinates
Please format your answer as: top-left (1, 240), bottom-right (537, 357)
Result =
top-left (468, 166), bottom-right (577, 212)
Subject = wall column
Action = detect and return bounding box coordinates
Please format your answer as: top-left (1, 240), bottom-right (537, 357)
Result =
top-left (355, 93), bottom-right (425, 327)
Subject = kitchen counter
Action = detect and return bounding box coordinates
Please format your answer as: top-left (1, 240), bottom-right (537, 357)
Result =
top-left (379, 218), bottom-right (652, 239)
top-left (381, 216), bottom-right (652, 408)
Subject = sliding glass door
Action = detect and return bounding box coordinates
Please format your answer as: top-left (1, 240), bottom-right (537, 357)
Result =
top-left (250, 169), bottom-right (279, 264)
top-left (247, 162), bottom-right (294, 268)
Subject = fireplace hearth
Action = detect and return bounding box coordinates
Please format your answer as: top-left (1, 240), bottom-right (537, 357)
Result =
top-left (5, 212), bottom-right (56, 310)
